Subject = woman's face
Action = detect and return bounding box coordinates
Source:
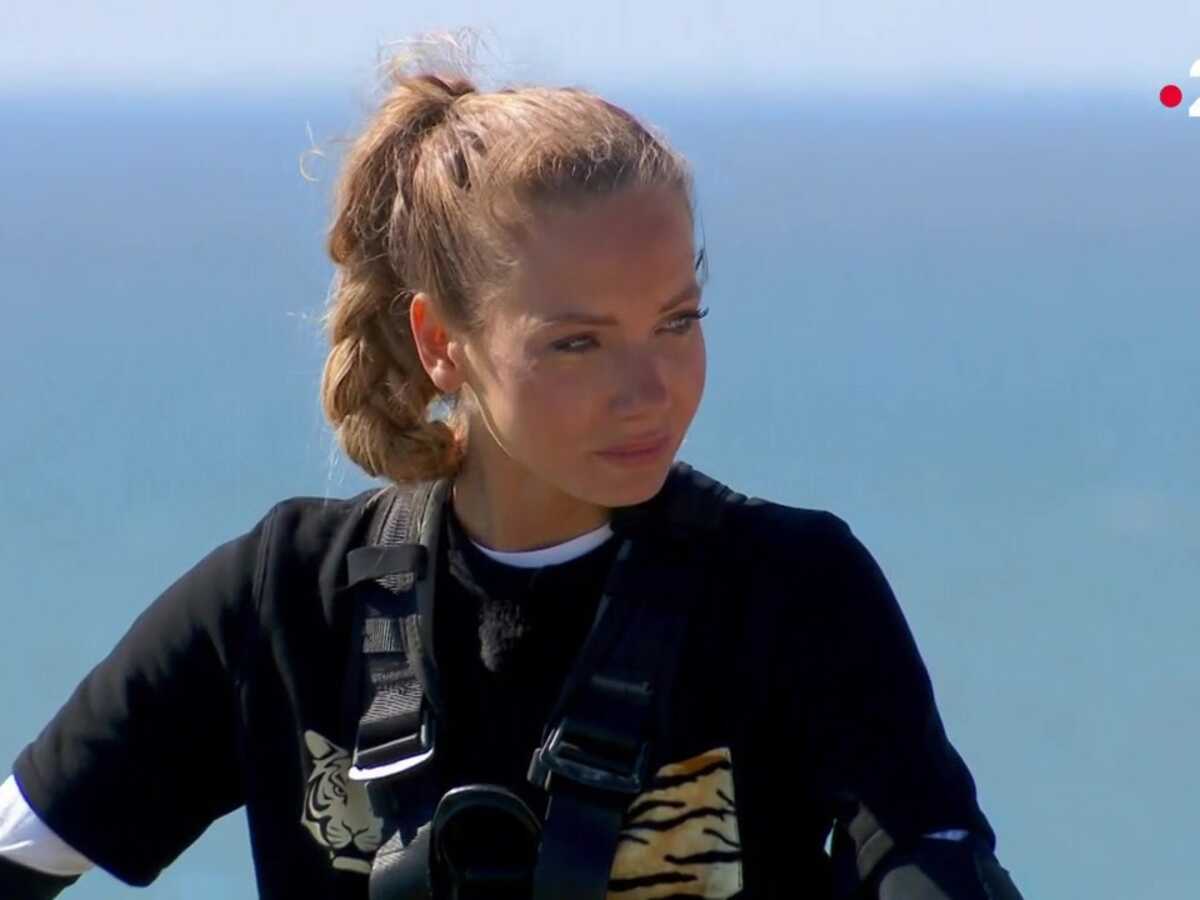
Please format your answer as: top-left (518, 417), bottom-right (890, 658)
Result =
top-left (455, 185), bottom-right (707, 509)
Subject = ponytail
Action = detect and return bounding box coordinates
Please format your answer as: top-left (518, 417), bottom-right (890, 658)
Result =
top-left (320, 73), bottom-right (474, 484)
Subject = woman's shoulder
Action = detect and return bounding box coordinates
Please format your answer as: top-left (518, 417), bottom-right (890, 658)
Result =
top-left (671, 466), bottom-right (897, 635)
top-left (728, 494), bottom-right (851, 553)
top-left (245, 486), bottom-right (385, 608)
top-left (669, 462), bottom-right (855, 564)
top-left (256, 487), bottom-right (382, 558)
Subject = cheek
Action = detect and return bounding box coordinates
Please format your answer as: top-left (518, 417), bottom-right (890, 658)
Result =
top-left (491, 337), bottom-right (706, 463)
top-left (505, 363), bottom-right (601, 446)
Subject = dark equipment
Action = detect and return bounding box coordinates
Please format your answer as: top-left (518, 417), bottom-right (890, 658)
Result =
top-left (335, 462), bottom-right (1027, 900)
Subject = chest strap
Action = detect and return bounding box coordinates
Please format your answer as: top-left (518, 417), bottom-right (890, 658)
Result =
top-left (526, 531), bottom-right (698, 900)
top-left (341, 479), bottom-right (447, 834)
top-left (526, 465), bottom-right (737, 900)
top-left (338, 462), bottom-right (740, 900)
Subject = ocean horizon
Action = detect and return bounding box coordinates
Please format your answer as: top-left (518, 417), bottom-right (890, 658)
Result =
top-left (2, 85), bottom-right (1196, 897)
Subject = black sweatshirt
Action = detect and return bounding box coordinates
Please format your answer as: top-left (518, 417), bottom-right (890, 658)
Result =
top-left (6, 479), bottom-right (997, 898)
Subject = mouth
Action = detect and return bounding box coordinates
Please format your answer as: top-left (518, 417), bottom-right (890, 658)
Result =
top-left (596, 432), bottom-right (671, 460)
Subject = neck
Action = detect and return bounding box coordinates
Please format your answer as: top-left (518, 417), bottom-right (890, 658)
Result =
top-left (450, 428), bottom-right (611, 554)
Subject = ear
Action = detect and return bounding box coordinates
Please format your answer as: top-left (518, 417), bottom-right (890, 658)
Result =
top-left (410, 292), bottom-right (467, 394)
top-left (304, 729), bottom-right (339, 760)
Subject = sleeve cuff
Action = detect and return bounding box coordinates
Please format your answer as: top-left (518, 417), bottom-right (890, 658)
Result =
top-left (0, 772), bottom-right (95, 877)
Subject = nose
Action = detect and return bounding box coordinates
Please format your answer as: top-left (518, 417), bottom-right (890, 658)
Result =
top-left (609, 345), bottom-right (670, 419)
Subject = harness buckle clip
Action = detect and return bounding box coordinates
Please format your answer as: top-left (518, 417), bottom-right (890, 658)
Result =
top-left (527, 716), bottom-right (649, 796)
top-left (348, 702), bottom-right (437, 783)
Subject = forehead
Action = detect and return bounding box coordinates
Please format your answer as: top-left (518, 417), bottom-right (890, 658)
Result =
top-left (496, 187), bottom-right (696, 323)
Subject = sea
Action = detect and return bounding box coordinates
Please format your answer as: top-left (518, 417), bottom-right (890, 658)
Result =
top-left (1, 84), bottom-right (1197, 897)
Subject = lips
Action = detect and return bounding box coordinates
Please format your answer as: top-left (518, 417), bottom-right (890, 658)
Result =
top-left (599, 432), bottom-right (670, 455)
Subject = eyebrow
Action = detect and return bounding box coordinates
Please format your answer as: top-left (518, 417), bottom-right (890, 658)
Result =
top-left (540, 283), bottom-right (702, 327)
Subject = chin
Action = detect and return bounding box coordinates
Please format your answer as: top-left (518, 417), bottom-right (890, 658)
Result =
top-left (587, 458), bottom-right (674, 509)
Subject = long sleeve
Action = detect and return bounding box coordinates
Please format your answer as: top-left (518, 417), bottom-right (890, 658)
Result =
top-left (803, 515), bottom-right (994, 843)
top-left (767, 511), bottom-right (1023, 897)
top-left (0, 773), bottom-right (94, 876)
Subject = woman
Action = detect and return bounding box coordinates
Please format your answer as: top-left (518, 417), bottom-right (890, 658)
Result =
top-left (0, 52), bottom-right (1024, 900)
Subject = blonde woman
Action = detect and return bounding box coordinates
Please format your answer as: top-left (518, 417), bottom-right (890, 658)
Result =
top-left (0, 46), bottom-right (1024, 900)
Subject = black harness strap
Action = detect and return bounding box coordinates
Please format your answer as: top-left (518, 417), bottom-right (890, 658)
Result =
top-left (340, 478), bottom-right (451, 900)
top-left (528, 463), bottom-right (737, 900)
top-left (338, 462), bottom-right (743, 900)
top-left (343, 480), bottom-right (446, 783)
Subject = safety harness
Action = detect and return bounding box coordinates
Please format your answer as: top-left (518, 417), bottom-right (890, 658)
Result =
top-left (338, 462), bottom-right (742, 900)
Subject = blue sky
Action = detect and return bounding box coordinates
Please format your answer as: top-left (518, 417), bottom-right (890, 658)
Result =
top-left (4, 0), bottom-right (1198, 94)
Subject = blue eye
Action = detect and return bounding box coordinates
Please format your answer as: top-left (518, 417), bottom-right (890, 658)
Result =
top-left (549, 307), bottom-right (708, 354)
top-left (662, 307), bottom-right (709, 334)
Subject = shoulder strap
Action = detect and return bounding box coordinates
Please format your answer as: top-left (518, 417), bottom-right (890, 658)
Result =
top-left (342, 477), bottom-right (449, 795)
top-left (528, 461), bottom-right (742, 900)
top-left (340, 478), bottom-right (455, 900)
top-left (339, 461), bottom-right (744, 900)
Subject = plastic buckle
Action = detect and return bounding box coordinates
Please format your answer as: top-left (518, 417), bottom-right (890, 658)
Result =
top-left (528, 717), bottom-right (649, 796)
top-left (348, 704), bottom-right (437, 782)
top-left (432, 785), bottom-right (542, 895)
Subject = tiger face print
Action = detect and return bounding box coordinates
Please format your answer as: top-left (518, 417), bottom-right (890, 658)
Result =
top-left (300, 730), bottom-right (385, 874)
top-left (609, 747), bottom-right (743, 899)
top-left (296, 733), bottom-right (741, 892)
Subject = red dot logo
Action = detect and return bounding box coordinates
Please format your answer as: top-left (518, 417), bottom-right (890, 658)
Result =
top-left (1160, 84), bottom-right (1183, 107)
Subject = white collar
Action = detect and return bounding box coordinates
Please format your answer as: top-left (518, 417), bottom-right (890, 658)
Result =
top-left (468, 521), bottom-right (615, 569)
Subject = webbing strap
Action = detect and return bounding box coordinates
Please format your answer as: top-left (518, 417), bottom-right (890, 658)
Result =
top-left (337, 461), bottom-right (741, 900)
top-left (339, 479), bottom-right (453, 900)
top-left (529, 493), bottom-right (715, 900)
top-left (348, 544), bottom-right (428, 589)
top-left (532, 787), bottom-right (630, 899)
top-left (342, 479), bottom-right (448, 804)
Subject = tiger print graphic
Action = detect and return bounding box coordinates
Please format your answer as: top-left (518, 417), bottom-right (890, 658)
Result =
top-left (298, 734), bottom-right (740, 891)
top-left (300, 730), bottom-right (385, 874)
top-left (609, 747), bottom-right (743, 899)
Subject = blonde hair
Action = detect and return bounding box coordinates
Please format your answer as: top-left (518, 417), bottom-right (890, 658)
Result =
top-left (320, 33), bottom-right (698, 485)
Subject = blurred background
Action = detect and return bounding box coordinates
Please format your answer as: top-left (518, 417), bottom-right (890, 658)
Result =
top-left (2, 2), bottom-right (1198, 897)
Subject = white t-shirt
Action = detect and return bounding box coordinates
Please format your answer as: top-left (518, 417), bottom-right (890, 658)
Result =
top-left (0, 774), bottom-right (94, 876)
